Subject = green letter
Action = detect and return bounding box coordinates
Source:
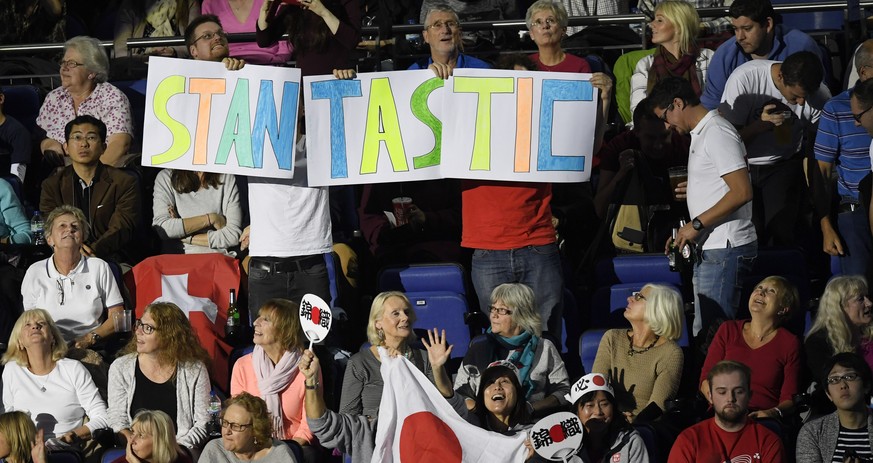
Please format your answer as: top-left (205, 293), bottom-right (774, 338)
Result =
top-left (410, 77), bottom-right (444, 169)
top-left (151, 76), bottom-right (190, 164)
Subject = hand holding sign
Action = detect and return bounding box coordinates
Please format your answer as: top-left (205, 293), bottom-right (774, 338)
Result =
top-left (299, 294), bottom-right (332, 351)
top-left (529, 412), bottom-right (584, 462)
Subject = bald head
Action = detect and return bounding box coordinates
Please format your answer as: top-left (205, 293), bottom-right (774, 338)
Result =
top-left (855, 39), bottom-right (873, 83)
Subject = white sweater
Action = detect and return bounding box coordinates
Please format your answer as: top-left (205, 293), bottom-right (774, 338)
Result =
top-left (2, 358), bottom-right (109, 438)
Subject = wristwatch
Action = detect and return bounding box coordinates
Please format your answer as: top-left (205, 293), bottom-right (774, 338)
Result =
top-left (305, 379), bottom-right (319, 390)
top-left (692, 217), bottom-right (705, 231)
top-left (89, 331), bottom-right (101, 344)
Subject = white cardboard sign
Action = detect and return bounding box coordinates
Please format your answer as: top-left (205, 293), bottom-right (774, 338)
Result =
top-left (299, 293), bottom-right (331, 349)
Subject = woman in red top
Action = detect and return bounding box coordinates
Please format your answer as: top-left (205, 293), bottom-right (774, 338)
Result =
top-left (699, 275), bottom-right (801, 420)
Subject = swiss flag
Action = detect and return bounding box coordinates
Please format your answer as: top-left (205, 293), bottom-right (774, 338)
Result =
top-left (126, 254), bottom-right (241, 388)
top-left (371, 349), bottom-right (528, 463)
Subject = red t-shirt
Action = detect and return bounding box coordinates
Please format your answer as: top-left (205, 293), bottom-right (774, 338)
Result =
top-left (668, 418), bottom-right (785, 463)
top-left (529, 52), bottom-right (592, 73)
top-left (699, 320), bottom-right (801, 411)
top-left (461, 180), bottom-right (555, 250)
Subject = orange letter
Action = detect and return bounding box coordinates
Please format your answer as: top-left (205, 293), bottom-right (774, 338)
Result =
top-left (188, 78), bottom-right (227, 165)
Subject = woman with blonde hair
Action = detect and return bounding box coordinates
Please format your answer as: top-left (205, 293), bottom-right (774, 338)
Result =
top-left (700, 276), bottom-right (801, 420)
top-left (630, 0), bottom-right (714, 116)
top-left (806, 275), bottom-right (873, 385)
top-left (200, 392), bottom-right (297, 462)
top-left (110, 410), bottom-right (193, 463)
top-left (0, 411), bottom-right (46, 463)
top-left (592, 283), bottom-right (684, 422)
top-left (108, 302), bottom-right (212, 452)
top-left (339, 291), bottom-right (433, 418)
top-left (231, 299), bottom-right (316, 458)
top-left (1, 310), bottom-right (109, 444)
top-left (453, 283), bottom-right (570, 418)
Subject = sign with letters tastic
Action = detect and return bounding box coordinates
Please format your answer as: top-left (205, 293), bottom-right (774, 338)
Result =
top-left (304, 68), bottom-right (597, 186)
top-left (142, 57), bottom-right (301, 179)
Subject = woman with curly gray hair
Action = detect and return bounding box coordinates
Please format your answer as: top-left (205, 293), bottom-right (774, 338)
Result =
top-left (36, 35), bottom-right (133, 166)
top-left (453, 283), bottom-right (570, 419)
top-left (200, 392), bottom-right (297, 462)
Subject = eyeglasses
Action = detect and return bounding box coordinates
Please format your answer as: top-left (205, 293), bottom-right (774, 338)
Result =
top-left (853, 104), bottom-right (873, 123)
top-left (57, 280), bottom-right (65, 306)
top-left (826, 372), bottom-right (861, 385)
top-left (632, 291), bottom-right (647, 301)
top-left (59, 60), bottom-right (84, 69)
top-left (194, 30), bottom-right (228, 44)
top-left (134, 319), bottom-right (157, 335)
top-left (68, 134), bottom-right (101, 144)
top-left (531, 17), bottom-right (558, 28)
top-left (489, 306), bottom-right (513, 316)
top-left (659, 103), bottom-right (674, 123)
top-left (220, 419), bottom-right (253, 432)
top-left (426, 20), bottom-right (459, 31)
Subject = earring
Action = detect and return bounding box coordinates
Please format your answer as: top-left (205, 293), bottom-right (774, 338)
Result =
top-left (377, 328), bottom-right (384, 341)
top-left (253, 438), bottom-right (258, 445)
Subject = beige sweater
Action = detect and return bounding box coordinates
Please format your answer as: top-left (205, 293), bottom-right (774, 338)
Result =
top-left (591, 329), bottom-right (684, 416)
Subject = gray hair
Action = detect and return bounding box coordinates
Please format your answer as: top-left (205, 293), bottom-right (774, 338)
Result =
top-left (525, 0), bottom-right (569, 30)
top-left (855, 39), bottom-right (873, 73)
top-left (423, 3), bottom-right (460, 27)
top-left (64, 36), bottom-right (110, 83)
top-left (642, 284), bottom-right (683, 340)
top-left (45, 205), bottom-right (90, 242)
top-left (491, 283), bottom-right (542, 337)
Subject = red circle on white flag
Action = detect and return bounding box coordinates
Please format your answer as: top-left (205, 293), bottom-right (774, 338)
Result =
top-left (399, 411), bottom-right (462, 462)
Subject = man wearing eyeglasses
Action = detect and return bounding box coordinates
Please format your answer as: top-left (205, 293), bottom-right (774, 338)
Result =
top-left (718, 51), bottom-right (830, 248)
top-left (669, 361), bottom-right (785, 462)
top-left (814, 40), bottom-right (873, 286)
top-left (39, 115), bottom-right (140, 264)
top-left (849, 79), bottom-right (873, 246)
top-left (184, 14), bottom-right (246, 70)
top-left (408, 5), bottom-right (490, 79)
top-left (650, 77), bottom-right (755, 338)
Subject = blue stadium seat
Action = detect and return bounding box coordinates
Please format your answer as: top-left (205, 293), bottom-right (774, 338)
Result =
top-left (612, 254), bottom-right (681, 286)
top-left (378, 263), bottom-right (467, 295)
top-left (48, 450), bottom-right (83, 463)
top-left (405, 291), bottom-right (471, 359)
top-left (579, 328), bottom-right (607, 375)
top-left (101, 448), bottom-right (124, 463)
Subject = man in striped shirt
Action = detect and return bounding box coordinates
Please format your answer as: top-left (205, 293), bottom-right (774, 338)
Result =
top-left (815, 40), bottom-right (873, 280)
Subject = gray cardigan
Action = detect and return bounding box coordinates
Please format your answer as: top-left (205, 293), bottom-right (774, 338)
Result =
top-left (107, 353), bottom-right (211, 449)
top-left (309, 410), bottom-right (377, 463)
top-left (797, 411), bottom-right (873, 462)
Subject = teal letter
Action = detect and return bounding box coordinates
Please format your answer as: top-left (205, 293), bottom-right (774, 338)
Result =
top-left (216, 78), bottom-right (254, 167)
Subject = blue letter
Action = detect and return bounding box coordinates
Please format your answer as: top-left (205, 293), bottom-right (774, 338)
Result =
top-left (538, 80), bottom-right (593, 171)
top-left (252, 80), bottom-right (299, 170)
top-left (311, 80), bottom-right (363, 179)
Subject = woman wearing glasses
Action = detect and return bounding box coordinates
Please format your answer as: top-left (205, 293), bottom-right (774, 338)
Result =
top-left (453, 283), bottom-right (570, 418)
top-left (36, 36), bottom-right (133, 167)
top-left (20, 205), bottom-right (125, 349)
top-left (591, 283), bottom-right (683, 422)
top-left (797, 352), bottom-right (873, 462)
top-left (108, 302), bottom-right (212, 453)
top-left (201, 392), bottom-right (298, 462)
top-left (699, 276), bottom-right (801, 420)
top-left (1, 310), bottom-right (109, 446)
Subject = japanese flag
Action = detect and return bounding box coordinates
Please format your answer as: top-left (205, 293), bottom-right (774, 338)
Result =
top-left (371, 349), bottom-right (529, 463)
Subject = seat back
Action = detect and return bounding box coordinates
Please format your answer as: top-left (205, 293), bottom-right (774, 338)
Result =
top-left (2, 84), bottom-right (42, 134)
top-left (406, 291), bottom-right (471, 359)
top-left (579, 328), bottom-right (608, 375)
top-left (378, 263), bottom-right (466, 295)
top-left (101, 448), bottom-right (124, 463)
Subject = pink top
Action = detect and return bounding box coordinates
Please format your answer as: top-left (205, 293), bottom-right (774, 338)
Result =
top-left (230, 353), bottom-right (315, 443)
top-left (202, 0), bottom-right (292, 65)
top-left (37, 82), bottom-right (133, 144)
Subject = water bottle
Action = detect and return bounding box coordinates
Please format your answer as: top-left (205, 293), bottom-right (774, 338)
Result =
top-left (30, 211), bottom-right (45, 245)
top-left (405, 19), bottom-right (422, 51)
top-left (207, 391), bottom-right (222, 437)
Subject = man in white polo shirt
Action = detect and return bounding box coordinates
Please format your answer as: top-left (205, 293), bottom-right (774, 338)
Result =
top-left (650, 77), bottom-right (757, 337)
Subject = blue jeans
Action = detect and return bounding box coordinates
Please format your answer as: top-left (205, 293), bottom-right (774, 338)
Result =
top-left (248, 254), bottom-right (331, 324)
top-left (837, 207), bottom-right (873, 276)
top-left (471, 244), bottom-right (564, 337)
top-left (692, 241), bottom-right (757, 336)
